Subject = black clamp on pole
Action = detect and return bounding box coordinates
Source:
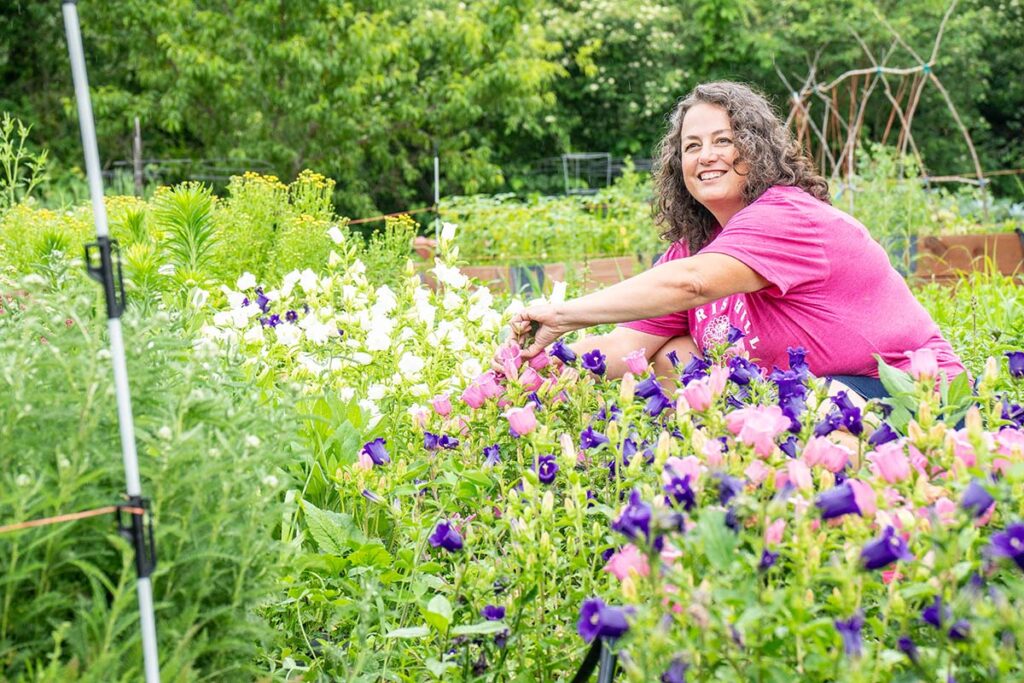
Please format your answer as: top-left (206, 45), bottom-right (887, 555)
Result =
top-left (84, 236), bottom-right (126, 319)
top-left (570, 637), bottom-right (618, 683)
top-left (116, 497), bottom-right (157, 578)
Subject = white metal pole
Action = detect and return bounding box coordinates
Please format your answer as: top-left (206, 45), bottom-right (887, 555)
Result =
top-left (61, 2), bottom-right (161, 681)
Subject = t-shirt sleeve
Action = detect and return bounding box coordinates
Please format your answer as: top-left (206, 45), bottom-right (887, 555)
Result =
top-left (619, 242), bottom-right (690, 338)
top-left (700, 190), bottom-right (828, 295)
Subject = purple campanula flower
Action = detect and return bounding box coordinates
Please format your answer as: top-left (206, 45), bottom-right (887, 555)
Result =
top-left (666, 350), bottom-right (680, 368)
top-left (361, 437), bottom-right (390, 466)
top-left (635, 374), bottom-right (663, 399)
top-left (241, 297), bottom-right (250, 307)
top-left (527, 392), bottom-right (543, 409)
top-left (550, 339), bottom-right (577, 364)
top-left (581, 348), bottom-right (607, 376)
top-left (285, 309), bottom-right (298, 322)
top-left (717, 474), bottom-right (743, 505)
top-left (779, 435), bottom-right (799, 459)
top-left (301, 303), bottom-right (310, 313)
top-left (483, 444), bottom-right (501, 467)
top-left (1002, 399), bottom-right (1024, 427)
top-left (788, 346), bottom-right (809, 377)
top-left (645, 390), bottom-right (672, 417)
top-left (255, 288), bottom-right (270, 313)
top-left (494, 629), bottom-right (509, 648)
top-left (948, 619), bottom-right (970, 641)
top-left (832, 391), bottom-right (864, 434)
top-left (727, 355), bottom-right (760, 385)
top-left (815, 482), bottom-right (861, 520)
top-left (481, 605), bottom-right (506, 621)
top-left (987, 522), bottom-right (1024, 570)
top-left (779, 393), bottom-right (807, 433)
top-left (661, 657), bottom-right (688, 683)
top-left (922, 596), bottom-right (948, 628)
top-left (361, 489), bottom-right (383, 504)
top-left (727, 325), bottom-right (744, 343)
top-left (612, 490), bottom-right (651, 541)
top-left (266, 313), bottom-right (281, 327)
top-left (726, 394), bottom-right (746, 410)
top-left (664, 474), bottom-right (696, 510)
top-left (759, 549), bottom-right (779, 571)
top-left (961, 480), bottom-right (995, 518)
top-left (725, 507), bottom-right (740, 531)
top-left (868, 422), bottom-right (899, 447)
top-left (259, 316), bottom-right (270, 327)
top-left (1006, 351), bottom-right (1024, 378)
top-left (861, 526), bottom-right (913, 570)
top-left (594, 404), bottom-right (622, 423)
top-left (897, 635), bottom-right (919, 664)
top-left (680, 354), bottom-right (710, 385)
top-left (423, 431), bottom-right (440, 451)
top-left (814, 410), bottom-right (843, 437)
top-left (580, 426), bottom-right (610, 450)
top-left (535, 454), bottom-right (559, 484)
top-left (429, 521), bottom-right (463, 552)
top-left (438, 434), bottom-right (460, 450)
top-left (622, 437), bottom-right (638, 460)
top-left (577, 597), bottom-right (630, 643)
top-left (834, 611), bottom-right (864, 658)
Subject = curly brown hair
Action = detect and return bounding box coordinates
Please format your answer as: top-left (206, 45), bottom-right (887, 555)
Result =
top-left (653, 81), bottom-right (830, 252)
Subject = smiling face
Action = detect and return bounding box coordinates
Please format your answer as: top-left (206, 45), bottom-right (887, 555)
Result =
top-left (680, 102), bottom-right (748, 226)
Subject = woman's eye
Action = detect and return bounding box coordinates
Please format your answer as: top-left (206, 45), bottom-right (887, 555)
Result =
top-left (684, 143), bottom-right (699, 152)
top-left (716, 137), bottom-right (732, 145)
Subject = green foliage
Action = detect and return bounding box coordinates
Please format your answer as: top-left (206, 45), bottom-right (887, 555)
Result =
top-left (0, 113), bottom-right (49, 212)
top-left (0, 274), bottom-right (297, 680)
top-left (151, 182), bottom-right (218, 280)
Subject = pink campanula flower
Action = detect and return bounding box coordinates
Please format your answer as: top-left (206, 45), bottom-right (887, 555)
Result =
top-left (708, 364), bottom-right (729, 397)
top-left (764, 518), bottom-right (786, 546)
top-left (603, 544), bottom-right (650, 580)
top-left (868, 441), bottom-right (911, 484)
top-left (933, 497), bottom-right (957, 526)
top-left (622, 348), bottom-right (648, 375)
top-left (431, 393), bottom-right (452, 417)
top-left (905, 348), bottom-right (938, 381)
top-left (726, 405), bottom-right (791, 458)
top-left (409, 406), bottom-right (429, 429)
top-left (802, 436), bottom-right (851, 473)
top-left (461, 383), bottom-right (487, 409)
top-left (505, 403), bottom-right (537, 437)
top-left (949, 429), bottom-right (977, 467)
top-left (907, 444), bottom-right (929, 477)
top-left (355, 451), bottom-right (374, 471)
top-left (702, 438), bottom-right (725, 468)
top-left (681, 378), bottom-right (713, 412)
top-left (475, 370), bottom-right (505, 399)
top-left (787, 459), bottom-right (813, 491)
top-left (995, 428), bottom-right (1024, 470)
top-left (495, 342), bottom-right (523, 377)
top-left (518, 366), bottom-right (544, 392)
top-left (660, 541), bottom-right (683, 565)
top-left (848, 479), bottom-right (877, 517)
top-left (745, 460), bottom-right (771, 485)
top-left (528, 350), bottom-right (551, 371)
top-left (664, 456), bottom-right (703, 485)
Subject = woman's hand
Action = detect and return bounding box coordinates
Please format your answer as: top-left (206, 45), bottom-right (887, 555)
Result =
top-left (510, 303), bottom-right (572, 359)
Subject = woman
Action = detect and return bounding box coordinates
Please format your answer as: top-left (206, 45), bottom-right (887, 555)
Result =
top-left (509, 81), bottom-right (964, 399)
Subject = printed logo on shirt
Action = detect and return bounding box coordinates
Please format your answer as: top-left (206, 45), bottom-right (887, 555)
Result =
top-left (691, 293), bottom-right (760, 353)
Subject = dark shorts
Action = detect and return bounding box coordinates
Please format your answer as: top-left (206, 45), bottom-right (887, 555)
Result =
top-left (827, 375), bottom-right (889, 401)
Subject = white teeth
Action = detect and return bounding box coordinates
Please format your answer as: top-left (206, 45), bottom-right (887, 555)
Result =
top-left (699, 171), bottom-right (725, 181)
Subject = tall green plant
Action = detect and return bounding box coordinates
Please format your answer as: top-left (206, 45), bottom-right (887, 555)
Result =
top-left (0, 113), bottom-right (49, 212)
top-left (151, 182), bottom-right (218, 281)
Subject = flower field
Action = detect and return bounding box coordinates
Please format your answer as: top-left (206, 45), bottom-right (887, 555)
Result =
top-left (2, 185), bottom-right (1024, 682)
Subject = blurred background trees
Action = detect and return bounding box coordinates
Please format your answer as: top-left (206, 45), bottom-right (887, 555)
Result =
top-left (1, 0), bottom-right (1021, 217)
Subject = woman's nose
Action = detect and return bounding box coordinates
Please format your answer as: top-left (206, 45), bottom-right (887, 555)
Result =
top-left (699, 145), bottom-right (718, 163)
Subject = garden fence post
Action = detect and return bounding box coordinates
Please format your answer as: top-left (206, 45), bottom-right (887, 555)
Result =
top-left (61, 2), bottom-right (161, 681)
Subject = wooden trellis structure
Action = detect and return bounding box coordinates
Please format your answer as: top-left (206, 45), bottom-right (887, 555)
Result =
top-left (775, 0), bottom-right (991, 219)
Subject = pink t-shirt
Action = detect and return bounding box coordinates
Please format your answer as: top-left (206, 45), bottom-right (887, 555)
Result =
top-left (622, 185), bottom-right (964, 379)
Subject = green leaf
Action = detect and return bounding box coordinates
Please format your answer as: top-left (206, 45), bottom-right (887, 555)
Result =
top-left (385, 625), bottom-right (430, 639)
top-left (348, 542), bottom-right (392, 568)
top-left (425, 657), bottom-right (458, 679)
top-left (945, 371), bottom-right (973, 409)
top-left (450, 621), bottom-right (508, 636)
top-left (698, 509), bottom-right (737, 571)
top-left (875, 354), bottom-right (916, 398)
top-left (301, 499), bottom-right (360, 555)
top-left (423, 594), bottom-right (453, 633)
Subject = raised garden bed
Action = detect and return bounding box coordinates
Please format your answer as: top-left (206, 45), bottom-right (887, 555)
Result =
top-left (913, 230), bottom-right (1024, 280)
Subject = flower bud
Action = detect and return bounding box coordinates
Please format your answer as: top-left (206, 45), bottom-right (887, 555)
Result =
top-left (655, 430), bottom-right (672, 465)
top-left (559, 432), bottom-right (576, 469)
top-left (541, 490), bottom-right (555, 517)
top-left (619, 371), bottom-right (637, 403)
top-left (907, 419), bottom-right (925, 443)
top-left (539, 531), bottom-right (551, 554)
top-left (984, 356), bottom-right (999, 385)
top-left (819, 469), bottom-right (835, 490)
top-left (965, 405), bottom-right (983, 437)
top-left (621, 575), bottom-right (639, 602)
top-left (606, 420), bottom-right (620, 444)
top-left (918, 400), bottom-right (932, 429)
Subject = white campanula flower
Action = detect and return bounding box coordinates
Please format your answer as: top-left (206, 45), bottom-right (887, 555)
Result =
top-left (350, 260), bottom-right (366, 276)
top-left (212, 311), bottom-right (233, 327)
top-left (328, 249), bottom-right (343, 267)
top-left (365, 327), bottom-right (391, 351)
top-left (339, 386), bottom-right (356, 401)
top-left (504, 298), bottom-right (525, 316)
top-left (275, 323), bottom-right (302, 347)
top-left (327, 225), bottom-right (345, 244)
top-left (432, 261), bottom-right (468, 289)
top-left (367, 384), bottom-right (387, 400)
top-left (442, 290), bottom-right (462, 311)
top-left (236, 272), bottom-right (257, 290)
top-left (440, 221), bottom-right (457, 243)
top-left (372, 285), bottom-right (398, 316)
top-left (220, 285), bottom-right (247, 309)
top-left (398, 351), bottom-right (426, 379)
top-left (479, 310), bottom-right (502, 333)
top-left (190, 287), bottom-right (209, 308)
top-left (409, 383), bottom-right (429, 397)
top-left (157, 426), bottom-right (173, 440)
top-left (299, 268), bottom-right (319, 293)
top-left (351, 352), bottom-right (372, 365)
top-left (301, 317), bottom-right (336, 345)
top-left (550, 280), bottom-right (567, 304)
top-left (460, 357), bottom-right (483, 380)
top-left (281, 270), bottom-right (302, 297)
top-left (297, 353), bottom-right (324, 374)
top-left (243, 324), bottom-right (265, 344)
top-left (398, 326), bottom-right (417, 342)
top-left (435, 320), bottom-right (467, 351)
top-left (231, 304), bottom-right (259, 328)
